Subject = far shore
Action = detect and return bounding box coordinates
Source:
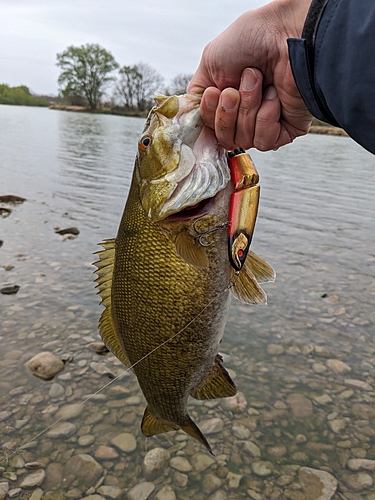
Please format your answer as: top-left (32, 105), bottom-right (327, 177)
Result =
top-left (48, 104), bottom-right (349, 137)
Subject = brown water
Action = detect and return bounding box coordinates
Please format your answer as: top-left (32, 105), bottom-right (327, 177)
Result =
top-left (0, 104), bottom-right (375, 500)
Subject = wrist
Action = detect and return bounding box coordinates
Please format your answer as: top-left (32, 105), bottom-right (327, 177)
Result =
top-left (271, 0), bottom-right (312, 38)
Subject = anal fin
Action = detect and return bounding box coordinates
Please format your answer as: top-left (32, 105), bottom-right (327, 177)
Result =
top-left (141, 406), bottom-right (179, 436)
top-left (230, 263), bottom-right (268, 304)
top-left (191, 355), bottom-right (237, 400)
top-left (246, 250), bottom-right (276, 283)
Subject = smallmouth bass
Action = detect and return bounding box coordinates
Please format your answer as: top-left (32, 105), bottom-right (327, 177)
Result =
top-left (94, 94), bottom-right (275, 454)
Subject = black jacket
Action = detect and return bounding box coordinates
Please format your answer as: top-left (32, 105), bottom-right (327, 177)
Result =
top-left (288, 0), bottom-right (375, 154)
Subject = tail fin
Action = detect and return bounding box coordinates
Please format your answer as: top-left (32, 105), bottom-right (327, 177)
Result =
top-left (180, 416), bottom-right (214, 456)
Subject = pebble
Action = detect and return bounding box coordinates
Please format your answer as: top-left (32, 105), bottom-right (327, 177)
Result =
top-left (343, 472), bottom-right (373, 491)
top-left (26, 351), bottom-right (65, 380)
top-left (267, 344), bottom-right (284, 355)
top-left (143, 447), bottom-right (170, 478)
top-left (46, 421), bottom-right (77, 438)
top-left (227, 472), bottom-right (242, 489)
top-left (94, 445), bottom-right (119, 460)
top-left (96, 485), bottom-right (122, 499)
top-left (19, 469), bottom-right (46, 488)
top-left (191, 452), bottom-right (215, 472)
top-left (329, 419), bottom-right (346, 434)
top-left (48, 382), bottom-right (65, 398)
top-left (110, 433), bottom-right (137, 453)
top-left (170, 456), bottom-right (192, 472)
top-left (347, 459), bottom-right (375, 471)
top-left (232, 422), bottom-right (250, 439)
top-left (199, 418), bottom-right (224, 434)
top-left (8, 488), bottom-right (22, 498)
top-left (326, 359), bottom-right (351, 374)
top-left (55, 403), bottom-right (84, 420)
top-left (221, 392), bottom-right (247, 412)
top-left (173, 472), bottom-right (188, 487)
top-left (344, 379), bottom-right (372, 391)
top-left (64, 454), bottom-right (103, 489)
top-left (251, 461), bottom-right (273, 477)
top-left (78, 435), bottom-right (96, 446)
top-left (155, 485), bottom-right (176, 500)
top-left (243, 440), bottom-right (261, 457)
top-left (127, 481), bottom-right (155, 500)
top-left (299, 467), bottom-right (337, 499)
top-left (0, 483), bottom-right (9, 500)
top-left (286, 393), bottom-right (313, 418)
top-left (202, 474), bottom-right (222, 494)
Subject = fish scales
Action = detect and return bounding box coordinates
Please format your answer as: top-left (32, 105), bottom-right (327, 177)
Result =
top-left (113, 172), bottom-right (231, 423)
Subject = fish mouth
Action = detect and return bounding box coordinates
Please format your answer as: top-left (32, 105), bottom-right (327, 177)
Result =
top-left (156, 126), bottom-right (230, 220)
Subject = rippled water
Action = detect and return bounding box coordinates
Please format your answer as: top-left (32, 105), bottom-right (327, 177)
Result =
top-left (1, 104), bottom-right (375, 499)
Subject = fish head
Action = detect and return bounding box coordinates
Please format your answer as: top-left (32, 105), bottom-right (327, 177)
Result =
top-left (136, 94), bottom-right (230, 221)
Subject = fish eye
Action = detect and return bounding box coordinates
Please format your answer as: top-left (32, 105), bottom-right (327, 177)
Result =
top-left (139, 136), bottom-right (152, 151)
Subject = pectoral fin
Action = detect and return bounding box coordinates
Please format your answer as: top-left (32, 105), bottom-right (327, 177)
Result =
top-left (246, 250), bottom-right (276, 283)
top-left (93, 239), bottom-right (131, 367)
top-left (191, 355), bottom-right (237, 400)
top-left (174, 230), bottom-right (209, 269)
top-left (230, 263), bottom-right (268, 304)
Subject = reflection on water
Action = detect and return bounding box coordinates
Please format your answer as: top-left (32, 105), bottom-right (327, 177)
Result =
top-left (0, 104), bottom-right (375, 499)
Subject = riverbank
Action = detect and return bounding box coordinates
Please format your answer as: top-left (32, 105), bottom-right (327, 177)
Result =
top-left (49, 104), bottom-right (348, 136)
top-left (48, 103), bottom-right (149, 118)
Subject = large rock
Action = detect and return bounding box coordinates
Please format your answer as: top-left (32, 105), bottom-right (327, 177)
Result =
top-left (64, 454), bottom-right (103, 489)
top-left (26, 351), bottom-right (65, 380)
top-left (143, 447), bottom-right (170, 479)
top-left (299, 467), bottom-right (337, 499)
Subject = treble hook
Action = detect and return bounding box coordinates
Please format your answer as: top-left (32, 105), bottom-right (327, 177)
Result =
top-left (193, 218), bottom-right (228, 247)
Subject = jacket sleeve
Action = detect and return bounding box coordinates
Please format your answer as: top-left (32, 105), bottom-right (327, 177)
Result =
top-left (288, 0), bottom-right (375, 154)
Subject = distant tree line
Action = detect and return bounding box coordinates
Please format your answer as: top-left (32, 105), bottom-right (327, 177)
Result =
top-left (0, 84), bottom-right (48, 107)
top-left (56, 43), bottom-right (192, 111)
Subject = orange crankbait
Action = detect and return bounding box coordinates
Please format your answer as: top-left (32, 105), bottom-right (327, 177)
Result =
top-left (227, 148), bottom-right (260, 272)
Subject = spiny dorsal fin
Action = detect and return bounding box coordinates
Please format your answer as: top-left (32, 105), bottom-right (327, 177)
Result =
top-left (141, 406), bottom-right (179, 436)
top-left (246, 250), bottom-right (276, 283)
top-left (230, 264), bottom-right (267, 304)
top-left (93, 239), bottom-right (131, 367)
top-left (174, 230), bottom-right (209, 269)
top-left (191, 355), bottom-right (237, 400)
top-left (180, 416), bottom-right (214, 455)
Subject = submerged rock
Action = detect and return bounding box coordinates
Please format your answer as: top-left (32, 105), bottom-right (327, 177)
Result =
top-left (299, 467), bottom-right (337, 499)
top-left (26, 351), bottom-right (65, 380)
top-left (0, 285), bottom-right (20, 295)
top-left (0, 195), bottom-right (26, 204)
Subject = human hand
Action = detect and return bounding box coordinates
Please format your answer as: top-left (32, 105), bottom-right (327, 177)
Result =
top-left (188, 0), bottom-right (313, 151)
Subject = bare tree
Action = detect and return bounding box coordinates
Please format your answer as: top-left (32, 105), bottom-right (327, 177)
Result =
top-left (168, 73), bottom-right (193, 95)
top-left (116, 62), bottom-right (164, 111)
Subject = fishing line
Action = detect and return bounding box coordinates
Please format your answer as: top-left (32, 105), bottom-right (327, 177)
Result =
top-left (1, 274), bottom-right (238, 464)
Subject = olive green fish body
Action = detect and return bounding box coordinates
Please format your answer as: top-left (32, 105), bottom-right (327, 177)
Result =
top-left (113, 172), bottom-right (232, 427)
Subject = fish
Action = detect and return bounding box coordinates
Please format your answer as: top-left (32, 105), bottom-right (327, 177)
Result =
top-left (94, 93), bottom-right (275, 454)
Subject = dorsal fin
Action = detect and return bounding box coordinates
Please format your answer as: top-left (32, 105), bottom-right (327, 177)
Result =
top-left (174, 230), bottom-right (209, 269)
top-left (230, 263), bottom-right (267, 304)
top-left (93, 239), bottom-right (131, 367)
top-left (246, 250), bottom-right (276, 283)
top-left (191, 355), bottom-right (237, 400)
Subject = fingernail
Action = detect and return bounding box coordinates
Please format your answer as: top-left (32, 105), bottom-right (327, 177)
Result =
top-left (265, 85), bottom-right (277, 100)
top-left (205, 91), bottom-right (218, 111)
top-left (220, 91), bottom-right (237, 111)
top-left (241, 68), bottom-right (257, 90)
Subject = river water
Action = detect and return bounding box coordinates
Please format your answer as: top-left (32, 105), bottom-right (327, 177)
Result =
top-left (0, 104), bottom-right (375, 500)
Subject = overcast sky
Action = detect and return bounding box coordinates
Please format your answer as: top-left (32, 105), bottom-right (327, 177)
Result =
top-left (0, 0), bottom-right (268, 96)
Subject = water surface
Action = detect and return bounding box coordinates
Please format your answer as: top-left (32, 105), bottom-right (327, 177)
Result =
top-left (1, 105), bottom-right (375, 500)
